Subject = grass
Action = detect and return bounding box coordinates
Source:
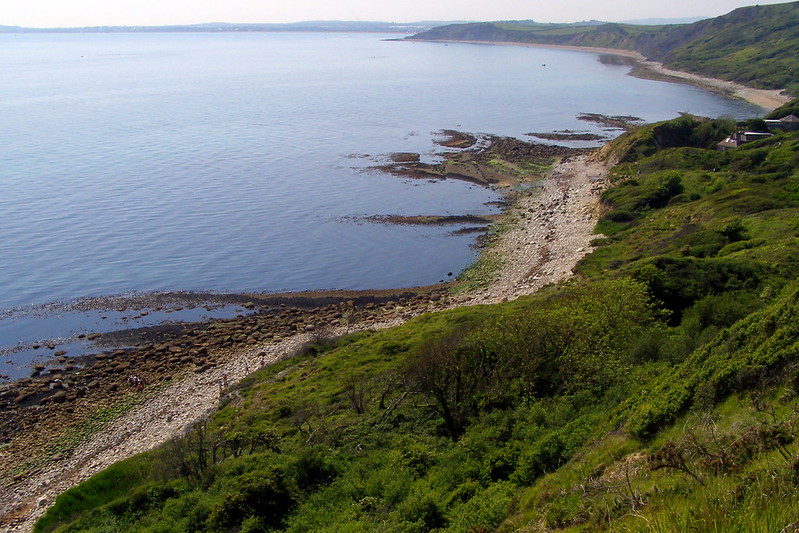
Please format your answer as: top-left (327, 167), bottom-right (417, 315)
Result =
top-left (33, 109), bottom-right (799, 532)
top-left (33, 453), bottom-right (157, 533)
top-left (512, 389), bottom-right (799, 532)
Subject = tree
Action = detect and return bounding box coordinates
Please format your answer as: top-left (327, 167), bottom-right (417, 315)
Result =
top-left (403, 327), bottom-right (490, 439)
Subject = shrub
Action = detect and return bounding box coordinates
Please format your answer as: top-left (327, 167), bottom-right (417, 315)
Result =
top-left (206, 467), bottom-right (297, 531)
top-left (632, 257), bottom-right (761, 321)
top-left (638, 172), bottom-right (684, 209)
top-left (718, 217), bottom-right (749, 242)
top-left (625, 284), bottom-right (799, 437)
top-left (396, 482), bottom-right (448, 530)
top-left (447, 481), bottom-right (517, 532)
top-left (291, 447), bottom-right (338, 491)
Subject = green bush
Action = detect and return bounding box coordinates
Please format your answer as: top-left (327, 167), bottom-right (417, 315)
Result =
top-left (624, 284), bottom-right (799, 438)
top-left (638, 172), bottom-right (684, 209)
top-left (290, 447), bottom-right (338, 491)
top-left (446, 481), bottom-right (517, 532)
top-left (206, 467), bottom-right (297, 531)
top-left (396, 482), bottom-right (447, 530)
top-left (631, 257), bottom-right (761, 321)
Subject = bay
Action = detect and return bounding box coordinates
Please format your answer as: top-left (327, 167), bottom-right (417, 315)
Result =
top-left (0, 32), bottom-right (761, 377)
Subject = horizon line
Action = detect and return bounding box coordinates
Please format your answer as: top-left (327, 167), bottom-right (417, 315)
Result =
top-left (0, 16), bottom-right (710, 33)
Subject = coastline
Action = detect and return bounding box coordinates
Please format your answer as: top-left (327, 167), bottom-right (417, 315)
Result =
top-left (3, 42), bottom-right (774, 526)
top-left (452, 152), bottom-right (607, 306)
top-left (0, 288), bottom-right (449, 531)
top-left (405, 39), bottom-right (793, 112)
top-left (0, 143), bottom-right (609, 532)
top-left (2, 36), bottom-right (795, 532)
top-left (633, 59), bottom-right (792, 111)
top-left (3, 37), bottom-right (788, 521)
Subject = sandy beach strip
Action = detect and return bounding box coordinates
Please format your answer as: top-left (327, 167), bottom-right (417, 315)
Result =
top-left (634, 60), bottom-right (792, 111)
top-left (406, 39), bottom-right (793, 111)
top-left (406, 38), bottom-right (644, 59)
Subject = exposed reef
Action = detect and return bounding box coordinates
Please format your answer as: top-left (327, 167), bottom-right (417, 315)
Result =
top-left (371, 133), bottom-right (587, 189)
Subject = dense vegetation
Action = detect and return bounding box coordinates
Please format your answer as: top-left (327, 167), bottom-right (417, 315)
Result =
top-left (33, 102), bottom-right (799, 531)
top-left (409, 2), bottom-right (799, 96)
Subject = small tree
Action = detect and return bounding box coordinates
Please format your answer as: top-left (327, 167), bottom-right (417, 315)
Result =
top-left (165, 418), bottom-right (213, 484)
top-left (403, 327), bottom-right (489, 439)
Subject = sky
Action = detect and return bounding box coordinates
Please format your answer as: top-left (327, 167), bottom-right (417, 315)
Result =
top-left (1, 0), bottom-right (792, 28)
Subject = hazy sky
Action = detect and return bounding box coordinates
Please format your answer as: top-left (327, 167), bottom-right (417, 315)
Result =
top-left (1, 0), bottom-right (791, 28)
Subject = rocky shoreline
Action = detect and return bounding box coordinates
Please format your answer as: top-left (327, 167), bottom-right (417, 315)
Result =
top-left (0, 288), bottom-right (449, 530)
top-left (0, 138), bottom-right (610, 532)
top-left (372, 134), bottom-right (587, 189)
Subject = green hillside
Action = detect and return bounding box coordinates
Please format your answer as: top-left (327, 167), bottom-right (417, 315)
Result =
top-left (409, 2), bottom-right (799, 96)
top-left (33, 101), bottom-right (799, 532)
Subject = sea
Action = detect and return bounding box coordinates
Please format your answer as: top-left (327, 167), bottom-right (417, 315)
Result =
top-left (0, 31), bottom-right (762, 379)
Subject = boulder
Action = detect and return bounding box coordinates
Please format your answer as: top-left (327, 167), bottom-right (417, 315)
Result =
top-left (14, 392), bottom-right (33, 404)
top-left (49, 391), bottom-right (67, 404)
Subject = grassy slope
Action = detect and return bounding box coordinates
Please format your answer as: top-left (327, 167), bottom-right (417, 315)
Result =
top-left (638, 3), bottom-right (799, 93)
top-left (33, 102), bottom-right (799, 532)
top-left (410, 2), bottom-right (799, 95)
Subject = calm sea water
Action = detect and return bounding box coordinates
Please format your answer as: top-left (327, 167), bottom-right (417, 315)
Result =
top-left (0, 32), bottom-right (761, 376)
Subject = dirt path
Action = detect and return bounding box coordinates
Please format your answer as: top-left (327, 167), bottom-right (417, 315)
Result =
top-left (2, 153), bottom-right (608, 533)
